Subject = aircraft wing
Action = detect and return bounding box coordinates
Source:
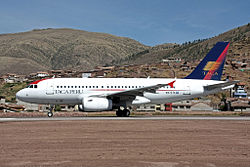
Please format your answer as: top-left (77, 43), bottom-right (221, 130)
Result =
top-left (94, 80), bottom-right (176, 98)
top-left (204, 80), bottom-right (239, 91)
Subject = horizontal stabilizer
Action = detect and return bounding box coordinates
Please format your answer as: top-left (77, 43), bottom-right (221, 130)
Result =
top-left (204, 81), bottom-right (239, 91)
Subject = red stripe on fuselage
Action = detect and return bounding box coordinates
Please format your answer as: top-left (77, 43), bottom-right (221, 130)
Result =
top-left (29, 78), bottom-right (51, 85)
top-left (91, 89), bottom-right (126, 91)
top-left (90, 89), bottom-right (185, 92)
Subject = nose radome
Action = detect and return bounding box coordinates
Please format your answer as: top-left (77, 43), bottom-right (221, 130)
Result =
top-left (16, 89), bottom-right (25, 101)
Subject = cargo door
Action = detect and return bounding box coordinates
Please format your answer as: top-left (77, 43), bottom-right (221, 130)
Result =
top-left (183, 82), bottom-right (191, 95)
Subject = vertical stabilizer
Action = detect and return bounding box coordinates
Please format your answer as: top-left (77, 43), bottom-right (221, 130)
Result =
top-left (185, 42), bottom-right (229, 80)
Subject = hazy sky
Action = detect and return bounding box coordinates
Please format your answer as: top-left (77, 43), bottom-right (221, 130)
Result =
top-left (0, 0), bottom-right (249, 46)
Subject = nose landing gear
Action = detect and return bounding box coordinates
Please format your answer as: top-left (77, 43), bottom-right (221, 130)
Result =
top-left (48, 105), bottom-right (55, 117)
top-left (48, 111), bottom-right (53, 117)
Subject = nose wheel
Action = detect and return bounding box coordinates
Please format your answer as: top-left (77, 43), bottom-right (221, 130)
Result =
top-left (48, 112), bottom-right (53, 117)
top-left (48, 105), bottom-right (55, 117)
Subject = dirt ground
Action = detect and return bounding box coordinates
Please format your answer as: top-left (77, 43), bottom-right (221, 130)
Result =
top-left (0, 119), bottom-right (249, 167)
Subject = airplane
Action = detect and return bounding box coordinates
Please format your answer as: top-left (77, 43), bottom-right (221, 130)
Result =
top-left (16, 42), bottom-right (238, 117)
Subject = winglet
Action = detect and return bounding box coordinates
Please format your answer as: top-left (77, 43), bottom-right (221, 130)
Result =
top-left (168, 80), bottom-right (176, 88)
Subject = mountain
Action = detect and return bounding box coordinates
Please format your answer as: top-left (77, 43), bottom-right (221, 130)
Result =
top-left (0, 28), bottom-right (149, 75)
top-left (0, 24), bottom-right (249, 76)
top-left (120, 23), bottom-right (250, 64)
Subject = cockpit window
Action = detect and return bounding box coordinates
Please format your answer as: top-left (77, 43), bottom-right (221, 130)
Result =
top-left (27, 84), bottom-right (38, 88)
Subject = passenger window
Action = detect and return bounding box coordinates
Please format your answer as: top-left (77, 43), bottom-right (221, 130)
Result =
top-left (71, 86), bottom-right (73, 88)
top-left (93, 86), bottom-right (95, 88)
top-left (79, 86), bottom-right (81, 88)
top-left (118, 86), bottom-right (120, 88)
top-left (125, 86), bottom-right (127, 88)
top-left (75, 86), bottom-right (77, 88)
top-left (101, 86), bottom-right (104, 88)
top-left (64, 86), bottom-right (66, 88)
top-left (60, 86), bottom-right (63, 88)
top-left (89, 86), bottom-right (91, 88)
top-left (34, 85), bottom-right (38, 88)
top-left (68, 86), bottom-right (70, 88)
top-left (96, 86), bottom-right (98, 88)
top-left (107, 86), bottom-right (109, 88)
top-left (30, 85), bottom-right (34, 88)
top-left (57, 86), bottom-right (59, 88)
top-left (132, 86), bottom-right (134, 88)
top-left (111, 86), bottom-right (113, 88)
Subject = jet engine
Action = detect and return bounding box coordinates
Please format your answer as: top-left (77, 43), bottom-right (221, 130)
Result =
top-left (79, 97), bottom-right (112, 111)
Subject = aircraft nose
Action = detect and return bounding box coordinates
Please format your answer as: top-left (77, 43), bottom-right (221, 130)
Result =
top-left (16, 89), bottom-right (26, 101)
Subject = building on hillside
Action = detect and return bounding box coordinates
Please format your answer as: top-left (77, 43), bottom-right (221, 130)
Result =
top-left (0, 96), bottom-right (6, 104)
top-left (224, 82), bottom-right (250, 111)
top-left (232, 82), bottom-right (247, 98)
top-left (180, 62), bottom-right (191, 71)
top-left (172, 99), bottom-right (213, 111)
top-left (60, 105), bottom-right (75, 112)
top-left (226, 98), bottom-right (250, 112)
top-left (162, 57), bottom-right (182, 63)
top-left (136, 99), bottom-right (214, 112)
top-left (36, 72), bottom-right (49, 78)
top-left (82, 72), bottom-right (92, 78)
top-left (16, 99), bottom-right (76, 112)
top-left (136, 104), bottom-right (165, 112)
top-left (49, 70), bottom-right (64, 78)
top-left (28, 73), bottom-right (37, 79)
top-left (2, 74), bottom-right (26, 83)
top-left (96, 66), bottom-right (115, 71)
top-left (16, 99), bottom-right (48, 111)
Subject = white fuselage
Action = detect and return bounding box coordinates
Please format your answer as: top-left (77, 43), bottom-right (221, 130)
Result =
top-left (16, 78), bottom-right (225, 105)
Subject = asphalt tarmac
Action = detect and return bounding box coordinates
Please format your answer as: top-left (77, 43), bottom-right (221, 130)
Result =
top-left (1, 116), bottom-right (250, 167)
top-left (1, 116), bottom-right (250, 122)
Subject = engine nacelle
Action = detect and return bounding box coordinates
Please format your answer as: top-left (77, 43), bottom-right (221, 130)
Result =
top-left (80, 97), bottom-right (112, 111)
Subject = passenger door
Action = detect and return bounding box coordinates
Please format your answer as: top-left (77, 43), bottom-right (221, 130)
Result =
top-left (46, 82), bottom-right (54, 95)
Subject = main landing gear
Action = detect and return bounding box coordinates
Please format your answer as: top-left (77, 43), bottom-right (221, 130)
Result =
top-left (47, 105), bottom-right (55, 117)
top-left (116, 107), bottom-right (130, 117)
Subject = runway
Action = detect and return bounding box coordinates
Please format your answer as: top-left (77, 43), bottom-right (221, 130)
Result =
top-left (1, 116), bottom-right (250, 167)
top-left (1, 116), bottom-right (250, 122)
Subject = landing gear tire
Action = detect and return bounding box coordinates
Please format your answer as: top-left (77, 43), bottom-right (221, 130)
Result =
top-left (48, 105), bottom-right (55, 117)
top-left (116, 108), bottom-right (130, 117)
top-left (48, 112), bottom-right (53, 117)
top-left (116, 110), bottom-right (123, 117)
top-left (123, 109), bottom-right (130, 117)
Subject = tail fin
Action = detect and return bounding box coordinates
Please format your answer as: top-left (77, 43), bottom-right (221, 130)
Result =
top-left (185, 42), bottom-right (230, 80)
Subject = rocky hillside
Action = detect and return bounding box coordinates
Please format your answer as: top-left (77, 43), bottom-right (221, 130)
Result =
top-left (0, 28), bottom-right (149, 75)
top-left (120, 23), bottom-right (250, 64)
top-left (0, 24), bottom-right (249, 76)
